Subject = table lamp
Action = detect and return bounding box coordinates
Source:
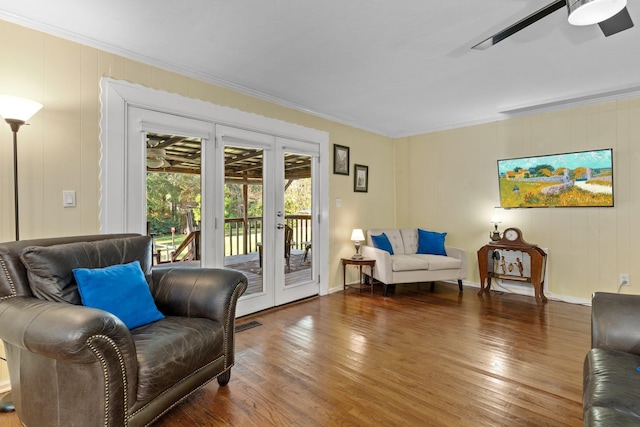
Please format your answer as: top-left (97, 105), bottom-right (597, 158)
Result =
top-left (490, 210), bottom-right (502, 241)
top-left (351, 229), bottom-right (365, 259)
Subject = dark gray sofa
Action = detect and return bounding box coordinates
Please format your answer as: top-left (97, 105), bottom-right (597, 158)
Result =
top-left (583, 292), bottom-right (640, 426)
top-left (0, 234), bottom-right (247, 426)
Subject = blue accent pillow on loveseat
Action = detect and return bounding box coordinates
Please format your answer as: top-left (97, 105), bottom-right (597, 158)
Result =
top-left (371, 233), bottom-right (394, 254)
top-left (417, 229), bottom-right (447, 256)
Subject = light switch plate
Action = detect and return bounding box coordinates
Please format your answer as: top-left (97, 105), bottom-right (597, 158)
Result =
top-left (62, 191), bottom-right (76, 208)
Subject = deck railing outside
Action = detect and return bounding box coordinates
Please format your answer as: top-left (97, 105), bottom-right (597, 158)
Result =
top-left (225, 215), bottom-right (312, 256)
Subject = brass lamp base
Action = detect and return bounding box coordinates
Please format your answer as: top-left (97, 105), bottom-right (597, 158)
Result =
top-left (352, 241), bottom-right (363, 259)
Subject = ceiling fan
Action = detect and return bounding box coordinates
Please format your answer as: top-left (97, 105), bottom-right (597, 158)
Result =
top-left (472, 0), bottom-right (633, 50)
top-left (147, 148), bottom-right (170, 169)
top-left (146, 148), bottom-right (199, 169)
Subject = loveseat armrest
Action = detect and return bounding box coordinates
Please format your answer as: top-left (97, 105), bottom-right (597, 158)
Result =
top-left (361, 245), bottom-right (393, 284)
top-left (445, 246), bottom-right (467, 280)
top-left (0, 296), bottom-right (136, 364)
top-left (152, 267), bottom-right (248, 325)
top-left (591, 292), bottom-right (640, 354)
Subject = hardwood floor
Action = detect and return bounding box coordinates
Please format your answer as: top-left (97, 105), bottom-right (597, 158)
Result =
top-left (0, 283), bottom-right (591, 426)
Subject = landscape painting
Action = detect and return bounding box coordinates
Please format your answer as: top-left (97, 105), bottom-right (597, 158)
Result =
top-left (497, 148), bottom-right (613, 208)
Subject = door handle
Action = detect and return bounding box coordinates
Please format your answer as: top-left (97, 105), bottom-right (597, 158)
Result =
top-left (277, 224), bottom-right (285, 230)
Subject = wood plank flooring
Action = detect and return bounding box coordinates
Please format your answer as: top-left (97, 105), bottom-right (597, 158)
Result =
top-left (0, 283), bottom-right (591, 426)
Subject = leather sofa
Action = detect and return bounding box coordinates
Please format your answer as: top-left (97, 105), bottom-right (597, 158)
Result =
top-left (583, 292), bottom-right (640, 426)
top-left (361, 228), bottom-right (466, 296)
top-left (0, 234), bottom-right (247, 427)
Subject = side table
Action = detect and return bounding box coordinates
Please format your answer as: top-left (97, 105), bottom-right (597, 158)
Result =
top-left (341, 258), bottom-right (376, 294)
top-left (477, 227), bottom-right (548, 304)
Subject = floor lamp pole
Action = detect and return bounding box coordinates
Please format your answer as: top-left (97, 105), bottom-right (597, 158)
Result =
top-left (5, 119), bottom-right (23, 241)
top-left (11, 123), bottom-right (19, 241)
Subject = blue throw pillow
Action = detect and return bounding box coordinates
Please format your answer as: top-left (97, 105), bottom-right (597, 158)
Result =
top-left (371, 233), bottom-right (394, 255)
top-left (73, 261), bottom-right (164, 329)
top-left (417, 229), bottom-right (447, 256)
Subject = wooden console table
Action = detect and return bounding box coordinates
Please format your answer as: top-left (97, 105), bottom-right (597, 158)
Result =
top-left (477, 227), bottom-right (547, 304)
top-left (341, 258), bottom-right (376, 294)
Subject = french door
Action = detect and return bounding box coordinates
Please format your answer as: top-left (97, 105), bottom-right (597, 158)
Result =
top-left (100, 78), bottom-right (328, 319)
top-left (217, 126), bottom-right (319, 316)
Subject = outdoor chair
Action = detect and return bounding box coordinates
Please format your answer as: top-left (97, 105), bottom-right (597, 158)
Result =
top-left (258, 224), bottom-right (294, 272)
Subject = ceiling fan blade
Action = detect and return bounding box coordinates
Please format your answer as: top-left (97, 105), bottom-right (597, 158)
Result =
top-left (472, 0), bottom-right (565, 50)
top-left (598, 6), bottom-right (633, 36)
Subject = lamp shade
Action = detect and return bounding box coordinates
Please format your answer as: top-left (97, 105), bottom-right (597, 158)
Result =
top-left (490, 214), bottom-right (502, 224)
top-left (567, 0), bottom-right (626, 26)
top-left (0, 95), bottom-right (43, 122)
top-left (350, 229), bottom-right (365, 241)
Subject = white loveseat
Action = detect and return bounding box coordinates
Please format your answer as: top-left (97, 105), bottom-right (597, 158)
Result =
top-left (361, 228), bottom-right (466, 296)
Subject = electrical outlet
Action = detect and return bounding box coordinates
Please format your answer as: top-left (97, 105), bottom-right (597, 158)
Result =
top-left (620, 274), bottom-right (630, 286)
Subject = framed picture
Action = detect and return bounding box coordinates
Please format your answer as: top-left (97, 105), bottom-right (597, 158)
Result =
top-left (354, 164), bottom-right (368, 192)
top-left (333, 144), bottom-right (350, 175)
top-left (497, 148), bottom-right (613, 208)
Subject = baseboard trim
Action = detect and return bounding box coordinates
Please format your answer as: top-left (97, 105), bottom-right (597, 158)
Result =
top-left (456, 280), bottom-right (591, 306)
top-left (0, 380), bottom-right (11, 394)
top-left (331, 279), bottom-right (591, 306)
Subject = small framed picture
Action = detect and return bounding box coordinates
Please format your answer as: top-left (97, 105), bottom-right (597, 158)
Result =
top-left (333, 144), bottom-right (350, 175)
top-left (354, 164), bottom-right (368, 193)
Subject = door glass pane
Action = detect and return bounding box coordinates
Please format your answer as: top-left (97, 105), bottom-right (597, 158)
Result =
top-left (223, 146), bottom-right (264, 295)
top-left (146, 132), bottom-right (202, 266)
top-left (284, 152), bottom-right (313, 286)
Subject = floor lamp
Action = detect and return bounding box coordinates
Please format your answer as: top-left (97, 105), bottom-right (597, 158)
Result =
top-left (0, 95), bottom-right (43, 412)
top-left (0, 95), bottom-right (43, 241)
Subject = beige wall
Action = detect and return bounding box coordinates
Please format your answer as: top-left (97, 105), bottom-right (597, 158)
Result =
top-left (395, 100), bottom-right (640, 301)
top-left (1, 18), bottom-right (637, 303)
top-left (0, 20), bottom-right (396, 294)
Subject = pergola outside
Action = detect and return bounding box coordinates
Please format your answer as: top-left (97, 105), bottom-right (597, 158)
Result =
top-left (146, 132), bottom-right (312, 261)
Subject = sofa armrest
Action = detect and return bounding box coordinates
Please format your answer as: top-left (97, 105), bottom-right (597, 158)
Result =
top-left (0, 296), bottom-right (136, 365)
top-left (445, 246), bottom-right (467, 280)
top-left (361, 245), bottom-right (393, 284)
top-left (152, 267), bottom-right (248, 325)
top-left (591, 292), bottom-right (640, 354)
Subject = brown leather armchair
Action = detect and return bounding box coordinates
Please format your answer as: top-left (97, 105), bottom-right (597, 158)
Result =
top-left (583, 292), bottom-right (640, 426)
top-left (0, 234), bottom-right (247, 427)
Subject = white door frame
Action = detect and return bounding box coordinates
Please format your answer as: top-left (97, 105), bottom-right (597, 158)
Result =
top-left (99, 78), bottom-right (330, 310)
top-left (216, 125), bottom-right (276, 315)
top-left (125, 107), bottom-right (216, 263)
top-left (274, 137), bottom-right (321, 306)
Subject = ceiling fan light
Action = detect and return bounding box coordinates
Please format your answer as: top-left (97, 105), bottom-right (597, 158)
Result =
top-left (147, 158), bottom-right (165, 168)
top-left (567, 0), bottom-right (627, 26)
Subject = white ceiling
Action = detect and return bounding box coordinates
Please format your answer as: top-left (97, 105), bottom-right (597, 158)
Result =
top-left (1, 0), bottom-right (639, 137)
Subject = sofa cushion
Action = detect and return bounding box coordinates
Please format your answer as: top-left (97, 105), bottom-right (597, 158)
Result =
top-left (19, 236), bottom-right (152, 304)
top-left (390, 254), bottom-right (462, 272)
top-left (391, 254), bottom-right (430, 272)
top-left (417, 229), bottom-right (447, 256)
top-left (583, 348), bottom-right (640, 418)
top-left (400, 228), bottom-right (418, 254)
top-left (73, 261), bottom-right (164, 329)
top-left (371, 233), bottom-right (394, 255)
top-left (414, 254), bottom-right (461, 271)
top-left (132, 316), bottom-right (224, 402)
